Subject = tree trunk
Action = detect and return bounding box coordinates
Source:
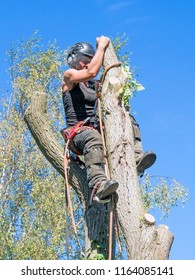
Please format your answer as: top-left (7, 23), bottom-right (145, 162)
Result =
top-left (101, 42), bottom-right (174, 259)
top-left (24, 42), bottom-right (174, 260)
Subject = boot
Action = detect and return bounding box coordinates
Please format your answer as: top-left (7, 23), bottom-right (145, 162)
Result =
top-left (134, 139), bottom-right (156, 174)
top-left (136, 151), bottom-right (156, 174)
top-left (95, 179), bottom-right (118, 200)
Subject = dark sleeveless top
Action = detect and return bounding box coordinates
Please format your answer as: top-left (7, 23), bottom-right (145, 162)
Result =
top-left (62, 80), bottom-right (97, 127)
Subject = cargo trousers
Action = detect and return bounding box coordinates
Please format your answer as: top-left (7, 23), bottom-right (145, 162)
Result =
top-left (72, 115), bottom-right (142, 188)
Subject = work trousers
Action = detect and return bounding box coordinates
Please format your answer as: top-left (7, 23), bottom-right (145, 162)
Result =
top-left (73, 128), bottom-right (107, 188)
top-left (72, 115), bottom-right (142, 188)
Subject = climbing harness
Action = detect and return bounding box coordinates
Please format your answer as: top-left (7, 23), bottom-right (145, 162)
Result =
top-left (61, 62), bottom-right (122, 260)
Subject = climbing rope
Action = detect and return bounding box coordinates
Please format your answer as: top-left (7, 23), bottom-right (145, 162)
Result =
top-left (63, 138), bottom-right (85, 259)
top-left (97, 62), bottom-right (122, 260)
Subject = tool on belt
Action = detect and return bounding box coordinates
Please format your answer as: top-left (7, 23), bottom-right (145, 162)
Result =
top-left (60, 117), bottom-right (91, 140)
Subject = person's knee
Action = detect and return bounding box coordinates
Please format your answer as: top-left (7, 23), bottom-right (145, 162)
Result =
top-left (84, 145), bottom-right (104, 168)
top-left (84, 129), bottom-right (103, 149)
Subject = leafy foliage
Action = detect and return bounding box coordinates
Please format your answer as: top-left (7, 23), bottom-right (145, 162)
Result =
top-left (118, 65), bottom-right (144, 109)
top-left (112, 34), bottom-right (144, 109)
top-left (139, 174), bottom-right (190, 218)
top-left (0, 32), bottom-right (83, 260)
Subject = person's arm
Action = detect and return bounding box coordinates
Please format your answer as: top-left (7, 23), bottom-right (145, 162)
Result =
top-left (62, 36), bottom-right (110, 92)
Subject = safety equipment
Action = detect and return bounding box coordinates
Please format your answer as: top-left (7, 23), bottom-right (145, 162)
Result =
top-left (95, 179), bottom-right (118, 201)
top-left (67, 42), bottom-right (95, 69)
top-left (60, 117), bottom-right (95, 155)
top-left (136, 150), bottom-right (157, 174)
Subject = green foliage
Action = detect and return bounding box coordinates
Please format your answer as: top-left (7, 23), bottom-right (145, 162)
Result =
top-left (139, 174), bottom-right (190, 218)
top-left (112, 33), bottom-right (129, 66)
top-left (6, 31), bottom-right (67, 129)
top-left (118, 65), bottom-right (144, 109)
top-left (112, 33), bottom-right (144, 109)
top-left (85, 241), bottom-right (106, 260)
top-left (0, 32), bottom-right (83, 260)
top-left (91, 253), bottom-right (105, 260)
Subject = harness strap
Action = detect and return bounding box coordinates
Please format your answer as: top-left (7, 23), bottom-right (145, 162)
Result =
top-left (89, 181), bottom-right (100, 206)
top-left (61, 117), bottom-right (95, 155)
top-left (89, 181), bottom-right (111, 206)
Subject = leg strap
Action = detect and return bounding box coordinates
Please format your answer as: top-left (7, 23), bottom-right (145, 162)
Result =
top-left (89, 181), bottom-right (111, 206)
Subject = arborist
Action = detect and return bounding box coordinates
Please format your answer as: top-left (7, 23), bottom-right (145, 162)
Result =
top-left (61, 35), bottom-right (156, 203)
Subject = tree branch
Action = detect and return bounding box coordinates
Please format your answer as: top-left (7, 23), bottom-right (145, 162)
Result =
top-left (24, 92), bottom-right (86, 200)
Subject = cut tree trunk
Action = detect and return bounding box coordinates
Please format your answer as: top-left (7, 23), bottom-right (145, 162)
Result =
top-left (101, 42), bottom-right (174, 259)
top-left (24, 42), bottom-right (174, 260)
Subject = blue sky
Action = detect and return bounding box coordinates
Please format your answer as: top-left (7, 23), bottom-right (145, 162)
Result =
top-left (0, 0), bottom-right (194, 260)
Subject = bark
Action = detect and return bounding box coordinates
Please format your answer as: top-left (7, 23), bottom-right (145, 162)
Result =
top-left (101, 42), bottom-right (174, 259)
top-left (24, 42), bottom-right (174, 260)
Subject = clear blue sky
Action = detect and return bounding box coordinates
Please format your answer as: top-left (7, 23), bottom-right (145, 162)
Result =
top-left (0, 0), bottom-right (194, 260)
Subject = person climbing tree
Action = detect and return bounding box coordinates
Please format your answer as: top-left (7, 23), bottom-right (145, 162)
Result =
top-left (61, 35), bottom-right (156, 203)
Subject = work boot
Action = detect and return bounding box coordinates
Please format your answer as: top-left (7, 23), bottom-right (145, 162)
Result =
top-left (136, 150), bottom-right (156, 174)
top-left (96, 179), bottom-right (118, 200)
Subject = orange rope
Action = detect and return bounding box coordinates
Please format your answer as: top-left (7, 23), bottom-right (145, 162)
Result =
top-left (64, 139), bottom-right (78, 236)
top-left (98, 62), bottom-right (122, 260)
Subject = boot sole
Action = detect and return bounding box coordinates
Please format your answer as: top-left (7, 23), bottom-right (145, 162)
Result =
top-left (137, 151), bottom-right (156, 173)
top-left (97, 181), bottom-right (118, 200)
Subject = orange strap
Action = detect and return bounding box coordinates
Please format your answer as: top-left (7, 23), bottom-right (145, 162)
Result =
top-left (64, 139), bottom-right (78, 236)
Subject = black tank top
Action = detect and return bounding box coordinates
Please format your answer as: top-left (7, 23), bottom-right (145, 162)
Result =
top-left (62, 80), bottom-right (97, 127)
